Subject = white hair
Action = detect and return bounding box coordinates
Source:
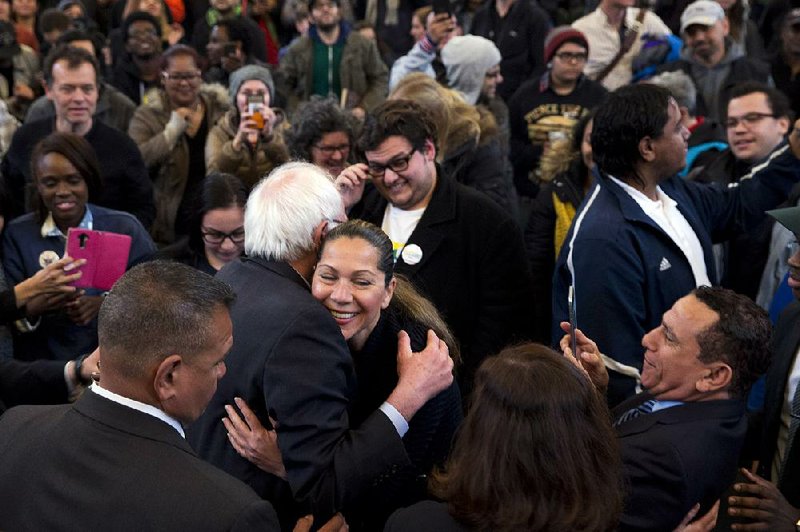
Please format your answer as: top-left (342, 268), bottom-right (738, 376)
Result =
top-left (647, 70), bottom-right (698, 116)
top-left (245, 161), bottom-right (343, 261)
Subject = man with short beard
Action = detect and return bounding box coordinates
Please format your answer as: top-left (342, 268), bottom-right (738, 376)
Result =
top-left (110, 11), bottom-right (163, 106)
top-left (656, 0), bottom-right (770, 122)
top-left (277, 0), bottom-right (387, 118)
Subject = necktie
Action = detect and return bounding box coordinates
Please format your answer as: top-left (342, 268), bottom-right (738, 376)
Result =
top-left (614, 399), bottom-right (657, 428)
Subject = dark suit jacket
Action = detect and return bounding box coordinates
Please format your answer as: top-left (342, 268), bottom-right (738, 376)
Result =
top-left (385, 501), bottom-right (468, 532)
top-left (758, 300), bottom-right (800, 506)
top-left (0, 358), bottom-right (67, 414)
top-left (0, 389), bottom-right (280, 531)
top-left (187, 258), bottom-right (410, 528)
top-left (615, 394), bottom-right (747, 531)
top-left (350, 173), bottom-right (535, 395)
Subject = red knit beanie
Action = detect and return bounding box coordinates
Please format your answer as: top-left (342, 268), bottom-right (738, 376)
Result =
top-left (544, 26), bottom-right (589, 64)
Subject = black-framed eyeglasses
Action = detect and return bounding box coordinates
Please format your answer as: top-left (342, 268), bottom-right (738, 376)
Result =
top-left (555, 51), bottom-right (588, 63)
top-left (201, 227), bottom-right (245, 245)
top-left (163, 71), bottom-right (201, 83)
top-left (725, 112), bottom-right (776, 129)
top-left (366, 150), bottom-right (415, 178)
top-left (128, 28), bottom-right (158, 40)
top-left (313, 143), bottom-right (350, 155)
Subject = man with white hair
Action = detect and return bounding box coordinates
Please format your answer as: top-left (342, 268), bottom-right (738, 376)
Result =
top-left (187, 162), bottom-right (453, 528)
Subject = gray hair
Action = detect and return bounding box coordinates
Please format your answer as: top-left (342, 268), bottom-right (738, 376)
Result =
top-left (647, 70), bottom-right (698, 116)
top-left (98, 261), bottom-right (236, 378)
top-left (245, 161), bottom-right (343, 261)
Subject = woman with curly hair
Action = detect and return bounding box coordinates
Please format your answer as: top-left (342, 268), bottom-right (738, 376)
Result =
top-left (284, 95), bottom-right (358, 178)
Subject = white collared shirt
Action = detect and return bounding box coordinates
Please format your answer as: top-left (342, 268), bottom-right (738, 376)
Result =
top-left (608, 175), bottom-right (711, 287)
top-left (40, 205), bottom-right (93, 239)
top-left (91, 383), bottom-right (185, 438)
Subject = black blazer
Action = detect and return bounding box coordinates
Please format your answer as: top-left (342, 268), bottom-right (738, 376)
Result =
top-left (614, 394), bottom-right (747, 531)
top-left (0, 390), bottom-right (280, 531)
top-left (759, 300), bottom-right (800, 506)
top-left (350, 173), bottom-right (535, 394)
top-left (0, 358), bottom-right (67, 414)
top-left (187, 258), bottom-right (411, 528)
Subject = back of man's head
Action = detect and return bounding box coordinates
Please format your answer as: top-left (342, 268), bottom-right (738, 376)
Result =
top-left (43, 44), bottom-right (98, 86)
top-left (244, 162), bottom-right (343, 261)
top-left (591, 83), bottom-right (672, 182)
top-left (98, 261), bottom-right (236, 380)
top-left (647, 70), bottom-right (698, 117)
top-left (359, 99), bottom-right (438, 154)
top-left (692, 286), bottom-right (771, 399)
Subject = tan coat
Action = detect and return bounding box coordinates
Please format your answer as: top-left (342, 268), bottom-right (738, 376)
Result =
top-left (205, 108), bottom-right (290, 189)
top-left (128, 84), bottom-right (230, 245)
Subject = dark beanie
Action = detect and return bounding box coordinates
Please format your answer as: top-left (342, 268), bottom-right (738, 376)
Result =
top-left (544, 26), bottom-right (589, 64)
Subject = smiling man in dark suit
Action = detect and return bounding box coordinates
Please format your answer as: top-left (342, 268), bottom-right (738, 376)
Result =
top-left (335, 98), bottom-right (534, 397)
top-left (563, 285), bottom-right (772, 531)
top-left (0, 261), bottom-right (281, 531)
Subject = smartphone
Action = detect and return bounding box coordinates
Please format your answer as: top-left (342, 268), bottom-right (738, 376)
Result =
top-left (246, 94), bottom-right (265, 129)
top-left (433, 0), bottom-right (451, 16)
top-left (66, 228), bottom-right (132, 291)
top-left (568, 285), bottom-right (578, 360)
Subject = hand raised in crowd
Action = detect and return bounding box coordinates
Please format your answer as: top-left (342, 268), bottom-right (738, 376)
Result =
top-left (167, 22), bottom-right (184, 46)
top-left (233, 107), bottom-right (278, 151)
top-left (335, 163), bottom-right (370, 210)
top-left (25, 292), bottom-right (74, 318)
top-left (674, 501), bottom-right (720, 532)
top-left (293, 513), bottom-right (348, 532)
top-left (728, 468), bottom-right (800, 531)
top-left (387, 329), bottom-right (454, 421)
top-left (426, 12), bottom-right (455, 48)
top-left (559, 321), bottom-right (609, 393)
top-left (14, 256), bottom-right (85, 308)
top-left (223, 397), bottom-right (287, 479)
top-left (65, 293), bottom-right (104, 326)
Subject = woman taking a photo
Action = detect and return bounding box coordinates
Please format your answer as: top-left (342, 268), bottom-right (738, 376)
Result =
top-left (205, 65), bottom-right (289, 189)
top-left (3, 131), bottom-right (155, 362)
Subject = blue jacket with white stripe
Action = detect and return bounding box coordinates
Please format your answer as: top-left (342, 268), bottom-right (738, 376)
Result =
top-left (553, 145), bottom-right (800, 406)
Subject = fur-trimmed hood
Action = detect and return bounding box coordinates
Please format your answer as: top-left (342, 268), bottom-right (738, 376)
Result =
top-left (140, 83), bottom-right (231, 114)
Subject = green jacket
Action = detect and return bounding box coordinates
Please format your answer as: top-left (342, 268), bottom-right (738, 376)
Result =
top-left (277, 27), bottom-right (388, 117)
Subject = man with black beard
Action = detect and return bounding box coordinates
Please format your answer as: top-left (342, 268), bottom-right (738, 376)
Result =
top-left (110, 11), bottom-right (163, 106)
top-left (277, 0), bottom-right (387, 118)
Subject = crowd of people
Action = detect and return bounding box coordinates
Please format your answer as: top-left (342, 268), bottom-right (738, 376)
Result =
top-left (0, 0), bottom-right (798, 529)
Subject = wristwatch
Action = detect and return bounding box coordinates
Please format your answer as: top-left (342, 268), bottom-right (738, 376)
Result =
top-left (73, 353), bottom-right (93, 387)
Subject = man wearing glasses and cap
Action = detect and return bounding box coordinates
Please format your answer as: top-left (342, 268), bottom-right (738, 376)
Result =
top-left (727, 206), bottom-right (800, 531)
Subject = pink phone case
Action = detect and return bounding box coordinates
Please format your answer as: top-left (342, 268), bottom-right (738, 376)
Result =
top-left (66, 228), bottom-right (132, 291)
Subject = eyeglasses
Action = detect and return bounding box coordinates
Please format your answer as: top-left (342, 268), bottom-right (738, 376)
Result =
top-left (366, 150), bottom-right (415, 178)
top-left (201, 227), bottom-right (245, 245)
top-left (313, 143), bottom-right (350, 155)
top-left (725, 112), bottom-right (776, 129)
top-left (555, 51), bottom-right (588, 63)
top-left (163, 71), bottom-right (201, 83)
